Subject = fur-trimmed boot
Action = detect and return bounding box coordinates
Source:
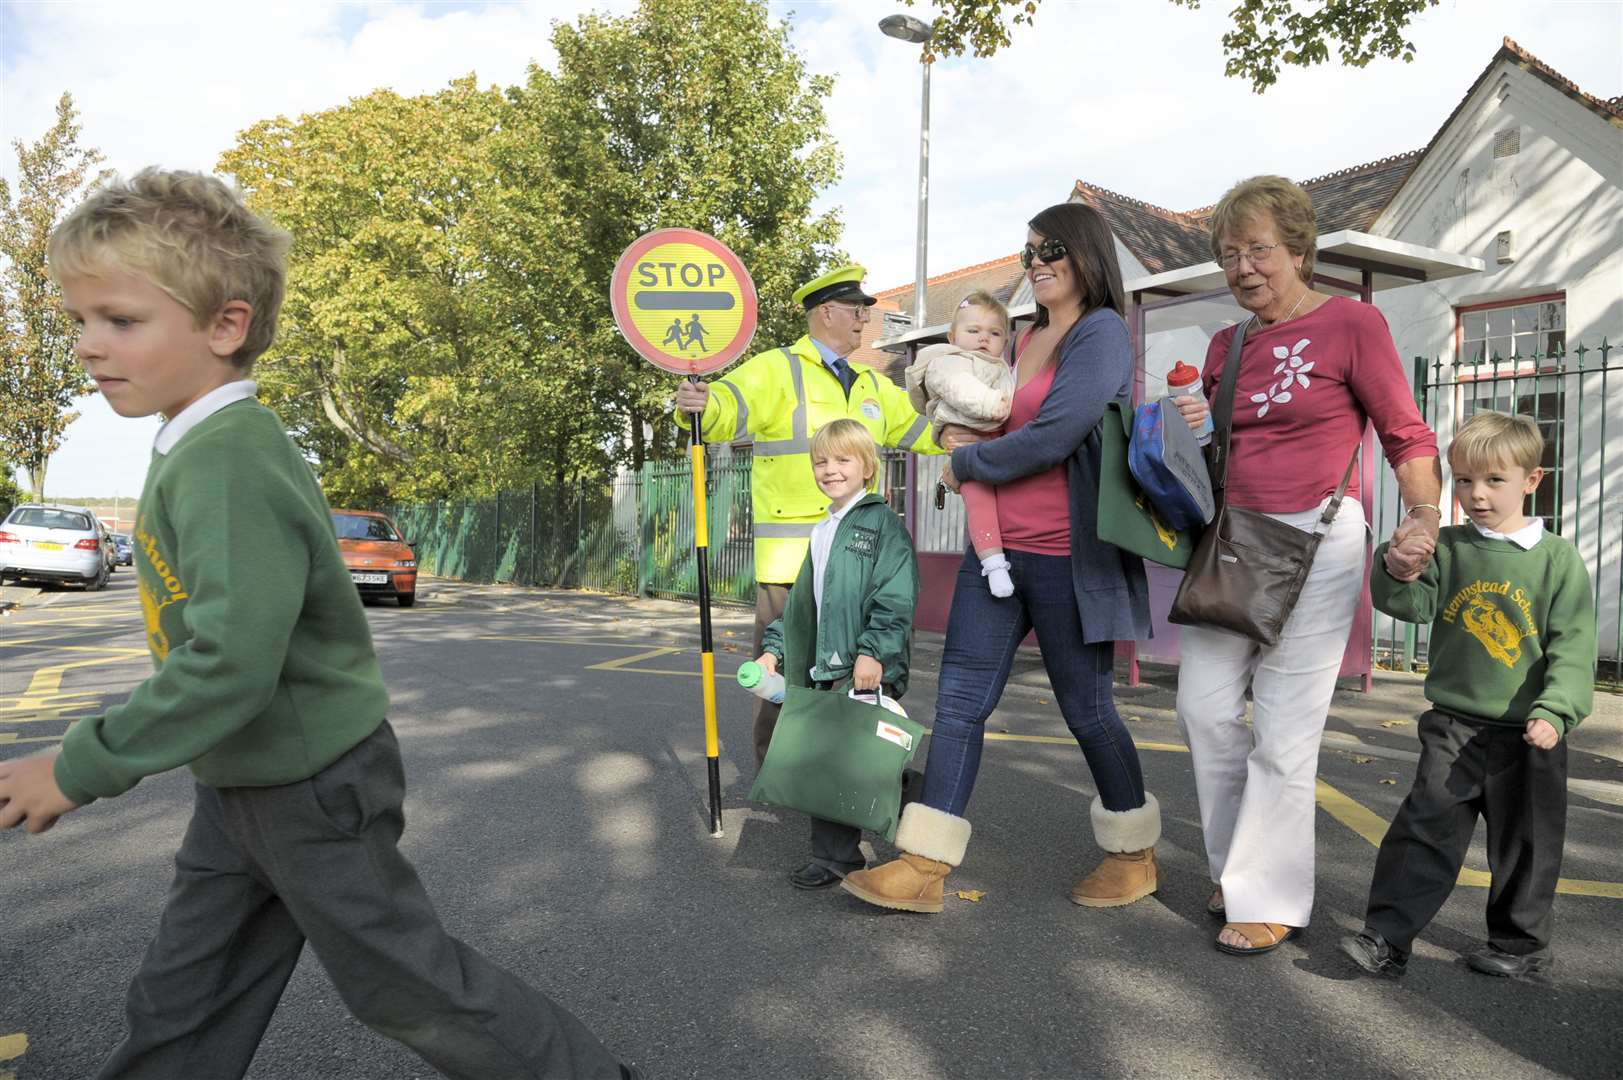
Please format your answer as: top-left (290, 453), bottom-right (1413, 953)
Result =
top-left (842, 803), bottom-right (971, 914)
top-left (1069, 793), bottom-right (1161, 908)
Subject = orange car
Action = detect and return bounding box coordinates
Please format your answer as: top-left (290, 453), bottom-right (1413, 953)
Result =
top-left (331, 510), bottom-right (418, 607)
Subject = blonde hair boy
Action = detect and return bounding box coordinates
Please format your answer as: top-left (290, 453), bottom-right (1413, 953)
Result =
top-left (1449, 411), bottom-right (1544, 474)
top-left (811, 418), bottom-right (880, 490)
top-left (48, 168), bottom-right (290, 368)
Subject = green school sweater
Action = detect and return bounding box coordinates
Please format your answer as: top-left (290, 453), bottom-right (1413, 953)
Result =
top-left (54, 401), bottom-right (390, 805)
top-left (1371, 525), bottom-right (1595, 735)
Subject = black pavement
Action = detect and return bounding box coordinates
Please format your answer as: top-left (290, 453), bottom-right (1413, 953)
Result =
top-left (2, 575), bottom-right (1620, 1080)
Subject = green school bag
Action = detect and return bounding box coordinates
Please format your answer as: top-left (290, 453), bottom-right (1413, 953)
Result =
top-left (748, 686), bottom-right (926, 842)
top-left (1097, 401), bottom-right (1197, 569)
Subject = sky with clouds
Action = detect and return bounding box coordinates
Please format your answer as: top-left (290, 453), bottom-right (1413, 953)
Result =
top-left (3, 0), bottom-right (1619, 497)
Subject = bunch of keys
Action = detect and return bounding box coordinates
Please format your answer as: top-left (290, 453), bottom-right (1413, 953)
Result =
top-left (934, 481), bottom-right (948, 510)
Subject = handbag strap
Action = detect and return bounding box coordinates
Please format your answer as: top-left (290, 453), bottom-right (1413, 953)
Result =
top-left (1210, 314), bottom-right (1360, 530)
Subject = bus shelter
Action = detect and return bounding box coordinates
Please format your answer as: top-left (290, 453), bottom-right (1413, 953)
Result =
top-left (880, 230), bottom-right (1483, 689)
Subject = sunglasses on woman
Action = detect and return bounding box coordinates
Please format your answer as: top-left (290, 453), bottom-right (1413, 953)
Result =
top-left (1020, 239), bottom-right (1068, 269)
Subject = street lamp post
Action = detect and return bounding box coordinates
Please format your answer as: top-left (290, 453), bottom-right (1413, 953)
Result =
top-left (879, 14), bottom-right (934, 328)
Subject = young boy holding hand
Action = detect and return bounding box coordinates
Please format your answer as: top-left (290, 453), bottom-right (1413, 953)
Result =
top-left (0, 169), bottom-right (636, 1079)
top-left (756, 419), bottom-right (920, 890)
top-left (1341, 411), bottom-right (1595, 979)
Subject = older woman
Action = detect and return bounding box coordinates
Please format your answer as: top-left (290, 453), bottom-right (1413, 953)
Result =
top-left (1173, 176), bottom-right (1441, 956)
top-left (843, 203), bottom-right (1161, 914)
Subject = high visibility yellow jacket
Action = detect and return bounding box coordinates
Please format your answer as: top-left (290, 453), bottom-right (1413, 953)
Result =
top-left (687, 334), bottom-right (939, 584)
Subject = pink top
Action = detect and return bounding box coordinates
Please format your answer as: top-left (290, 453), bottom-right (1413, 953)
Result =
top-left (1203, 296), bottom-right (1437, 513)
top-left (995, 360), bottom-right (1071, 555)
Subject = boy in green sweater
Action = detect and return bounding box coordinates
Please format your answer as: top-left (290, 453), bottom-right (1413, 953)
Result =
top-left (0, 170), bottom-right (635, 1079)
top-left (1341, 411), bottom-right (1595, 980)
top-left (756, 420), bottom-right (920, 891)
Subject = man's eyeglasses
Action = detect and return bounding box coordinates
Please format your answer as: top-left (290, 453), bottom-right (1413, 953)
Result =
top-left (826, 301), bottom-right (871, 322)
top-left (1216, 242), bottom-right (1283, 271)
top-left (1020, 239), bottom-right (1068, 269)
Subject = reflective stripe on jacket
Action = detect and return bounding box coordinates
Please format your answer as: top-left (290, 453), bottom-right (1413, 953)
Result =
top-left (686, 335), bottom-right (938, 584)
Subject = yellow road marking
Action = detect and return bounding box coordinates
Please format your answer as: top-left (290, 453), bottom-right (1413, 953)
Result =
top-left (0, 1033), bottom-right (25, 1061)
top-left (585, 646), bottom-right (686, 673)
top-left (1314, 778), bottom-right (1622, 899)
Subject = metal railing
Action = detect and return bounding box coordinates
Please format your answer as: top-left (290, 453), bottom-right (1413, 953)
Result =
top-left (1370, 339), bottom-right (1621, 685)
top-left (388, 447), bottom-right (909, 609)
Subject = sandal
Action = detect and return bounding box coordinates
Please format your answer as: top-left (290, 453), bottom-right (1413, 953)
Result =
top-left (1215, 921), bottom-right (1299, 956)
top-left (1206, 886), bottom-right (1225, 919)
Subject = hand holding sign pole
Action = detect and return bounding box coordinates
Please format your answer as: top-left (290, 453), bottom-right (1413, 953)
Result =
top-left (611, 229), bottom-right (757, 838)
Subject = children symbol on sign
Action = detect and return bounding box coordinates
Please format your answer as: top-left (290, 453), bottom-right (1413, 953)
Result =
top-left (684, 314), bottom-right (709, 353)
top-left (660, 315), bottom-right (710, 353)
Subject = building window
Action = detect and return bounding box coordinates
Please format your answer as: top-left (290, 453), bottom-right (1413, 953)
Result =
top-left (1454, 295), bottom-right (1567, 529)
top-left (1458, 295), bottom-right (1564, 364)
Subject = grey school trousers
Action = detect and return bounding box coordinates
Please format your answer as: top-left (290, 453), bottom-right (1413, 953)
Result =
top-left (96, 721), bottom-right (626, 1080)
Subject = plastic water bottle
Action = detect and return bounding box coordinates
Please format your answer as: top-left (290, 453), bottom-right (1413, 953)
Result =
top-left (736, 661), bottom-right (785, 704)
top-left (1166, 361), bottom-right (1212, 446)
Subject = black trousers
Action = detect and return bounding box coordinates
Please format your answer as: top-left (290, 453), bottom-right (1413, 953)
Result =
top-left (1364, 709), bottom-right (1567, 957)
top-left (97, 722), bottom-right (626, 1080)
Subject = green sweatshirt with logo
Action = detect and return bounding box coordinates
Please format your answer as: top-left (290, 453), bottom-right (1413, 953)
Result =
top-left (1371, 525), bottom-right (1595, 735)
top-left (54, 401), bottom-right (389, 806)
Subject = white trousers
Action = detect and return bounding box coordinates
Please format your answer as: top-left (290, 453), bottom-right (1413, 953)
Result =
top-left (1176, 497), bottom-right (1367, 928)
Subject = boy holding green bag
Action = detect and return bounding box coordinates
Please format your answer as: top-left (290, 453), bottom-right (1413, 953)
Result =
top-left (755, 419), bottom-right (920, 890)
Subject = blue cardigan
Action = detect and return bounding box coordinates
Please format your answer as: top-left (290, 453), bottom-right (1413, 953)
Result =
top-left (951, 307), bottom-right (1152, 644)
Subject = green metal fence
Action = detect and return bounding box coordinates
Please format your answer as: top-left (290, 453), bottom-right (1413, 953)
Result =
top-left (384, 452), bottom-right (752, 605)
top-left (1370, 339), bottom-right (1621, 685)
top-left (387, 448), bottom-right (910, 609)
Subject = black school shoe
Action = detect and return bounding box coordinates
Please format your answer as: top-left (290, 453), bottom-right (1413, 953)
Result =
top-left (790, 862), bottom-right (855, 890)
top-left (1467, 944), bottom-right (1551, 978)
top-left (1339, 930), bottom-right (1408, 977)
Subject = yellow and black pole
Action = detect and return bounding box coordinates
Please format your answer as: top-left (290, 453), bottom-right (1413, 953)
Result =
top-left (689, 376), bottom-right (724, 837)
top-left (609, 227), bottom-right (757, 842)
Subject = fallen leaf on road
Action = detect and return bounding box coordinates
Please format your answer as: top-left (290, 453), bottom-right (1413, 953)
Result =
top-left (1037, 698), bottom-right (1049, 705)
top-left (1352, 755), bottom-right (1375, 764)
top-left (1380, 720), bottom-right (1406, 728)
top-left (955, 890), bottom-right (986, 902)
top-left (722, 644), bottom-right (738, 653)
top-left (1380, 779), bottom-right (1397, 785)
top-left (723, 630), bottom-right (736, 638)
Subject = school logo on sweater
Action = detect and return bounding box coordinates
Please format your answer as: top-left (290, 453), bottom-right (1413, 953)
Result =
top-left (135, 515), bottom-right (188, 661)
top-left (1442, 579), bottom-right (1537, 669)
top-left (845, 525), bottom-right (878, 558)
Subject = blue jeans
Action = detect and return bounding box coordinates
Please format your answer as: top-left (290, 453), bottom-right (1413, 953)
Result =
top-left (920, 548), bottom-right (1147, 816)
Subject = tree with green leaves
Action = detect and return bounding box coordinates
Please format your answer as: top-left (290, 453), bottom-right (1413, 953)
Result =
top-left (497, 0), bottom-right (844, 472)
top-left (911, 0), bottom-right (1441, 92)
top-left (220, 0), bottom-right (843, 505)
top-left (0, 92), bottom-right (109, 498)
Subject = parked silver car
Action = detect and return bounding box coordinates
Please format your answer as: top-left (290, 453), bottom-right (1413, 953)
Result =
top-left (0, 504), bottom-right (111, 589)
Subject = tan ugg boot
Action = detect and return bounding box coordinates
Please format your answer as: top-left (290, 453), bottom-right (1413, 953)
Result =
top-left (842, 853), bottom-right (953, 913)
top-left (1069, 794), bottom-right (1161, 908)
top-left (842, 803), bottom-right (971, 914)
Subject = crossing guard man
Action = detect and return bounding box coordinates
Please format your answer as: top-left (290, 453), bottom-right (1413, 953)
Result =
top-left (675, 264), bottom-right (938, 765)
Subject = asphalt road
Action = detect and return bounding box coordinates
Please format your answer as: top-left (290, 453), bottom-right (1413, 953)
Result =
top-left (2, 575), bottom-right (1621, 1080)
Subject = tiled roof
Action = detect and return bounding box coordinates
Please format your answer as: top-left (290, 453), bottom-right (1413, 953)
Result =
top-left (1069, 186), bottom-right (1210, 274)
top-left (1071, 151), bottom-right (1422, 274)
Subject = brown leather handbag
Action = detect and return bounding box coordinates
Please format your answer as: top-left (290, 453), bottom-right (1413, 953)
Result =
top-left (1168, 317), bottom-right (1359, 646)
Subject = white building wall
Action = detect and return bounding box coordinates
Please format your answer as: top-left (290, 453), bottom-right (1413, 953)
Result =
top-left (1371, 61), bottom-right (1623, 663)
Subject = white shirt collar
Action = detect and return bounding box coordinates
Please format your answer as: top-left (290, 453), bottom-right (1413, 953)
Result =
top-left (154, 381), bottom-right (258, 455)
top-left (1471, 516), bottom-right (1545, 549)
top-left (825, 494), bottom-right (862, 522)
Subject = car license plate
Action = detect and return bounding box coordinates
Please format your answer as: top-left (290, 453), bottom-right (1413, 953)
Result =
top-left (35, 541), bottom-right (64, 551)
top-left (351, 572), bottom-right (389, 585)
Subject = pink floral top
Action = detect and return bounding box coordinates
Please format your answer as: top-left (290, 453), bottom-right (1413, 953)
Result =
top-left (1202, 296), bottom-right (1437, 513)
